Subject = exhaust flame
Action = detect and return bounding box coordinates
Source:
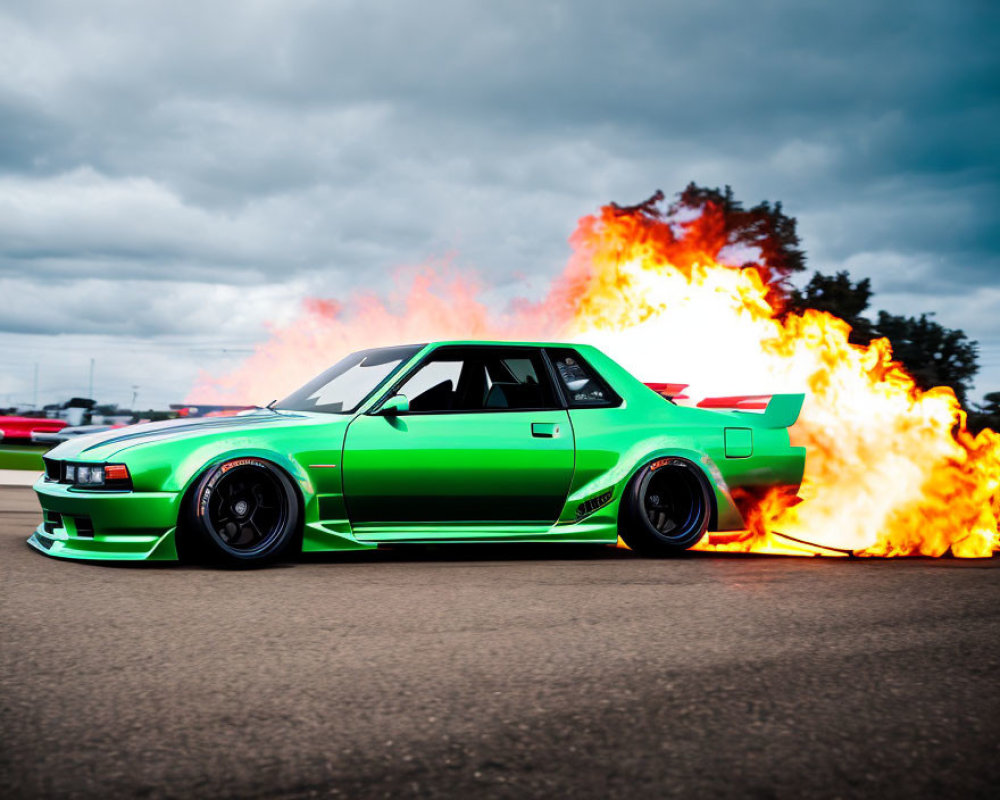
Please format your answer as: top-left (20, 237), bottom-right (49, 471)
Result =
top-left (192, 199), bottom-right (1000, 557)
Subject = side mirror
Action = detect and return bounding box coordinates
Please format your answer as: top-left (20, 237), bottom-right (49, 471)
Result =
top-left (380, 394), bottom-right (409, 415)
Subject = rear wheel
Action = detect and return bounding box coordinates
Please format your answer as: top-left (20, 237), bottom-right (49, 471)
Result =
top-left (188, 459), bottom-right (299, 566)
top-left (619, 457), bottom-right (711, 555)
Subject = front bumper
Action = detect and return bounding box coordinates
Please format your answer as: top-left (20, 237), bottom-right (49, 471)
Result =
top-left (28, 478), bottom-right (181, 561)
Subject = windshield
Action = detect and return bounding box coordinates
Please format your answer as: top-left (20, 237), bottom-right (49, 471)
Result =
top-left (275, 345), bottom-right (422, 414)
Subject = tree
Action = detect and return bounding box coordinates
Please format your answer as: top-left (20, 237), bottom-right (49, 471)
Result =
top-left (788, 271), bottom-right (874, 344)
top-left (873, 312), bottom-right (979, 404)
top-left (789, 271), bottom-right (980, 404)
top-left (969, 392), bottom-right (1000, 434)
top-left (671, 182), bottom-right (807, 280)
top-left (611, 184), bottom-right (806, 290)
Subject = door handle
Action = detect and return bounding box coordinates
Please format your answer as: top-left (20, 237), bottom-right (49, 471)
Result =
top-left (531, 422), bottom-right (561, 438)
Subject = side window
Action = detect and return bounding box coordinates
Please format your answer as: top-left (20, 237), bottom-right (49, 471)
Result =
top-left (390, 348), bottom-right (560, 413)
top-left (484, 353), bottom-right (559, 410)
top-left (547, 349), bottom-right (620, 408)
top-left (396, 359), bottom-right (463, 412)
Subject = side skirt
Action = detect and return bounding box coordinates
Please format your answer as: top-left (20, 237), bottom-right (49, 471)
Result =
top-left (352, 520), bottom-right (618, 545)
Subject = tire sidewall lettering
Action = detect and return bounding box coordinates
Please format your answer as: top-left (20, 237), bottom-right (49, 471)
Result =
top-left (197, 458), bottom-right (270, 519)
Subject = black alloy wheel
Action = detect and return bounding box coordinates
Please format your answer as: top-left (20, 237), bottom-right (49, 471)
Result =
top-left (619, 457), bottom-right (711, 555)
top-left (190, 459), bottom-right (299, 565)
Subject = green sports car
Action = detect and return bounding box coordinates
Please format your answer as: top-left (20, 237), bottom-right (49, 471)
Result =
top-left (29, 341), bottom-right (806, 564)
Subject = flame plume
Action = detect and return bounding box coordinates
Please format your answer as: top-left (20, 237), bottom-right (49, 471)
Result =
top-left (191, 198), bottom-right (1000, 557)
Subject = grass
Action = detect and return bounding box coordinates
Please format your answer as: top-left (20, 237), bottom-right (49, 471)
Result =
top-left (0, 444), bottom-right (51, 471)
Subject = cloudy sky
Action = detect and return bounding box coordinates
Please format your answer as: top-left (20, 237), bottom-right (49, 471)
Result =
top-left (1, 0), bottom-right (998, 408)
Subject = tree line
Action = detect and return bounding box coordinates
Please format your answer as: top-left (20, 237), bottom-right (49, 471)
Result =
top-left (652, 184), bottom-right (998, 433)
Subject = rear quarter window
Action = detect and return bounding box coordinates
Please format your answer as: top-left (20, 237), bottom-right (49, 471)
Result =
top-left (546, 349), bottom-right (621, 408)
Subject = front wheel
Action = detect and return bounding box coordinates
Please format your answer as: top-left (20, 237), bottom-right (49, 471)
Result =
top-left (188, 458), bottom-right (300, 566)
top-left (619, 457), bottom-right (711, 556)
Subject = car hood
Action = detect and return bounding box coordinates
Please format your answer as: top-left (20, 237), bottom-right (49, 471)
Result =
top-left (47, 411), bottom-right (334, 461)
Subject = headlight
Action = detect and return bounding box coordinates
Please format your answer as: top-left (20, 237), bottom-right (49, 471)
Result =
top-left (58, 462), bottom-right (131, 489)
top-left (76, 465), bottom-right (105, 485)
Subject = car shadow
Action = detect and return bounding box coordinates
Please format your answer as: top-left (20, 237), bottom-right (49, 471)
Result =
top-left (34, 540), bottom-right (987, 571)
top-left (294, 543), bottom-right (865, 566)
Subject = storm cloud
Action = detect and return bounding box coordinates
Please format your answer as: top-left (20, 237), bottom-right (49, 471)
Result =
top-left (1, 0), bottom-right (998, 406)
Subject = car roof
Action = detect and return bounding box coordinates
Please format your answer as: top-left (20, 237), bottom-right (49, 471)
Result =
top-left (422, 340), bottom-right (594, 349)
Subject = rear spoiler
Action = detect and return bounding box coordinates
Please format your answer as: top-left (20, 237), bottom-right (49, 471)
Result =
top-left (697, 395), bottom-right (770, 410)
top-left (698, 393), bottom-right (804, 429)
top-left (646, 384), bottom-right (803, 429)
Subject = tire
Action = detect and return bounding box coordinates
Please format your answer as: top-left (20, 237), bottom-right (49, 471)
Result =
top-left (619, 457), bottom-right (711, 556)
top-left (187, 458), bottom-right (300, 566)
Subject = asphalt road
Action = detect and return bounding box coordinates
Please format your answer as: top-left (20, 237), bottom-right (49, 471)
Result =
top-left (2, 486), bottom-right (999, 799)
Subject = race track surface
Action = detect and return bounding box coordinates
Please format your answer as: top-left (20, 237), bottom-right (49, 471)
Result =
top-left (2, 486), bottom-right (999, 798)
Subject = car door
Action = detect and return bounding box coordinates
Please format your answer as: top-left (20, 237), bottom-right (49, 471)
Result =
top-left (342, 346), bottom-right (575, 539)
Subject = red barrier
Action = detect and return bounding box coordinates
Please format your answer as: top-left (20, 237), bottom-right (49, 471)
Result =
top-left (0, 416), bottom-right (69, 441)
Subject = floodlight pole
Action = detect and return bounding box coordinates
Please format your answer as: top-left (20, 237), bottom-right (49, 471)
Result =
top-left (89, 358), bottom-right (95, 400)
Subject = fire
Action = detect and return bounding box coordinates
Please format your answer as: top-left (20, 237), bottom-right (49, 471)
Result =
top-left (191, 196), bottom-right (1000, 557)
